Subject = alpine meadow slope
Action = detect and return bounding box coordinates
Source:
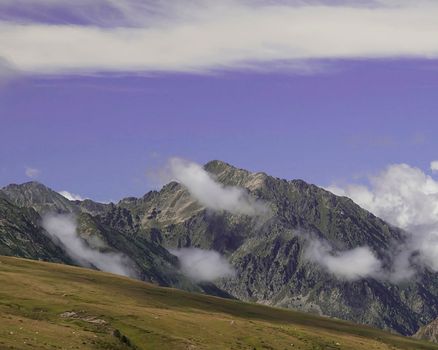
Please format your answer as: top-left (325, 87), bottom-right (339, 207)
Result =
top-left (0, 256), bottom-right (436, 350)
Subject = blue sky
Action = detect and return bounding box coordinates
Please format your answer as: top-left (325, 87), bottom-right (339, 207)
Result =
top-left (1, 1), bottom-right (438, 202)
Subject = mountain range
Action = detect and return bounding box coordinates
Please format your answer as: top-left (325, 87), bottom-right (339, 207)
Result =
top-left (1, 160), bottom-right (438, 339)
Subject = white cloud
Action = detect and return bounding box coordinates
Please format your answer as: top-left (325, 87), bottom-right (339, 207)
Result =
top-left (305, 238), bottom-right (382, 280)
top-left (0, 57), bottom-right (19, 85)
top-left (328, 162), bottom-right (438, 280)
top-left (42, 213), bottom-right (137, 278)
top-left (58, 190), bottom-right (84, 201)
top-left (328, 163), bottom-right (438, 233)
top-left (1, 1), bottom-right (438, 74)
top-left (170, 248), bottom-right (235, 282)
top-left (430, 160), bottom-right (438, 173)
top-left (166, 158), bottom-right (269, 216)
top-left (25, 166), bottom-right (40, 178)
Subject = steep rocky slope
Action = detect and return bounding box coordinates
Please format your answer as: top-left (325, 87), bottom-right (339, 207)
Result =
top-left (0, 197), bottom-right (71, 263)
top-left (0, 187), bottom-right (199, 292)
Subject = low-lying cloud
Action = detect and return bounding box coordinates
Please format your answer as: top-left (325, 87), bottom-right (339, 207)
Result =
top-left (170, 248), bottom-right (235, 282)
top-left (42, 213), bottom-right (137, 278)
top-left (166, 158), bottom-right (269, 216)
top-left (305, 239), bottom-right (382, 280)
top-left (328, 161), bottom-right (438, 281)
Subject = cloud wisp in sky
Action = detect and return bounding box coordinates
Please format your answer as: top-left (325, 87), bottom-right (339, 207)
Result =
top-left (25, 166), bottom-right (40, 179)
top-left (170, 247), bottom-right (235, 282)
top-left (1, 0), bottom-right (438, 75)
top-left (328, 161), bottom-right (438, 281)
top-left (166, 157), bottom-right (269, 216)
top-left (42, 213), bottom-right (138, 278)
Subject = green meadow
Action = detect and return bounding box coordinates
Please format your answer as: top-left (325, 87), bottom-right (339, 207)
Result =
top-left (0, 256), bottom-right (436, 350)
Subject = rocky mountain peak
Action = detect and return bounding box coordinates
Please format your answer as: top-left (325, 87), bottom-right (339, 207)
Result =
top-left (204, 160), bottom-right (268, 192)
top-left (1, 181), bottom-right (77, 214)
top-left (204, 159), bottom-right (238, 173)
top-left (3, 180), bottom-right (48, 192)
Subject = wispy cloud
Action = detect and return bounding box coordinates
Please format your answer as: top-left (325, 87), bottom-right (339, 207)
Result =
top-left (170, 247), bottom-right (235, 282)
top-left (25, 166), bottom-right (40, 178)
top-left (58, 190), bottom-right (84, 201)
top-left (42, 213), bottom-right (138, 278)
top-left (1, 1), bottom-right (438, 75)
top-left (305, 238), bottom-right (382, 280)
top-left (164, 157), bottom-right (269, 216)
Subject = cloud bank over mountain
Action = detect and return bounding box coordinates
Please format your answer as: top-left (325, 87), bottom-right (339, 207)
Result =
top-left (328, 161), bottom-right (438, 280)
top-left (166, 158), bottom-right (269, 216)
top-left (1, 0), bottom-right (438, 75)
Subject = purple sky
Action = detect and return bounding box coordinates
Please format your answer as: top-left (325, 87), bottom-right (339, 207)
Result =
top-left (1, 1), bottom-right (438, 202)
top-left (2, 59), bottom-right (437, 201)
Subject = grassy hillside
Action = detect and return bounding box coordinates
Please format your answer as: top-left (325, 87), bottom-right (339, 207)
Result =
top-left (0, 256), bottom-right (436, 350)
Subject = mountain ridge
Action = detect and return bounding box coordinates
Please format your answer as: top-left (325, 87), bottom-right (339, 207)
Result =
top-left (1, 160), bottom-right (438, 335)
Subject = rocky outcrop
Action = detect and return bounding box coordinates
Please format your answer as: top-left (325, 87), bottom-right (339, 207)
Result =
top-left (413, 318), bottom-right (438, 343)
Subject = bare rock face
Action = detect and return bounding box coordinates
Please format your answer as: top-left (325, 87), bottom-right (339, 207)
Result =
top-left (413, 319), bottom-right (438, 343)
